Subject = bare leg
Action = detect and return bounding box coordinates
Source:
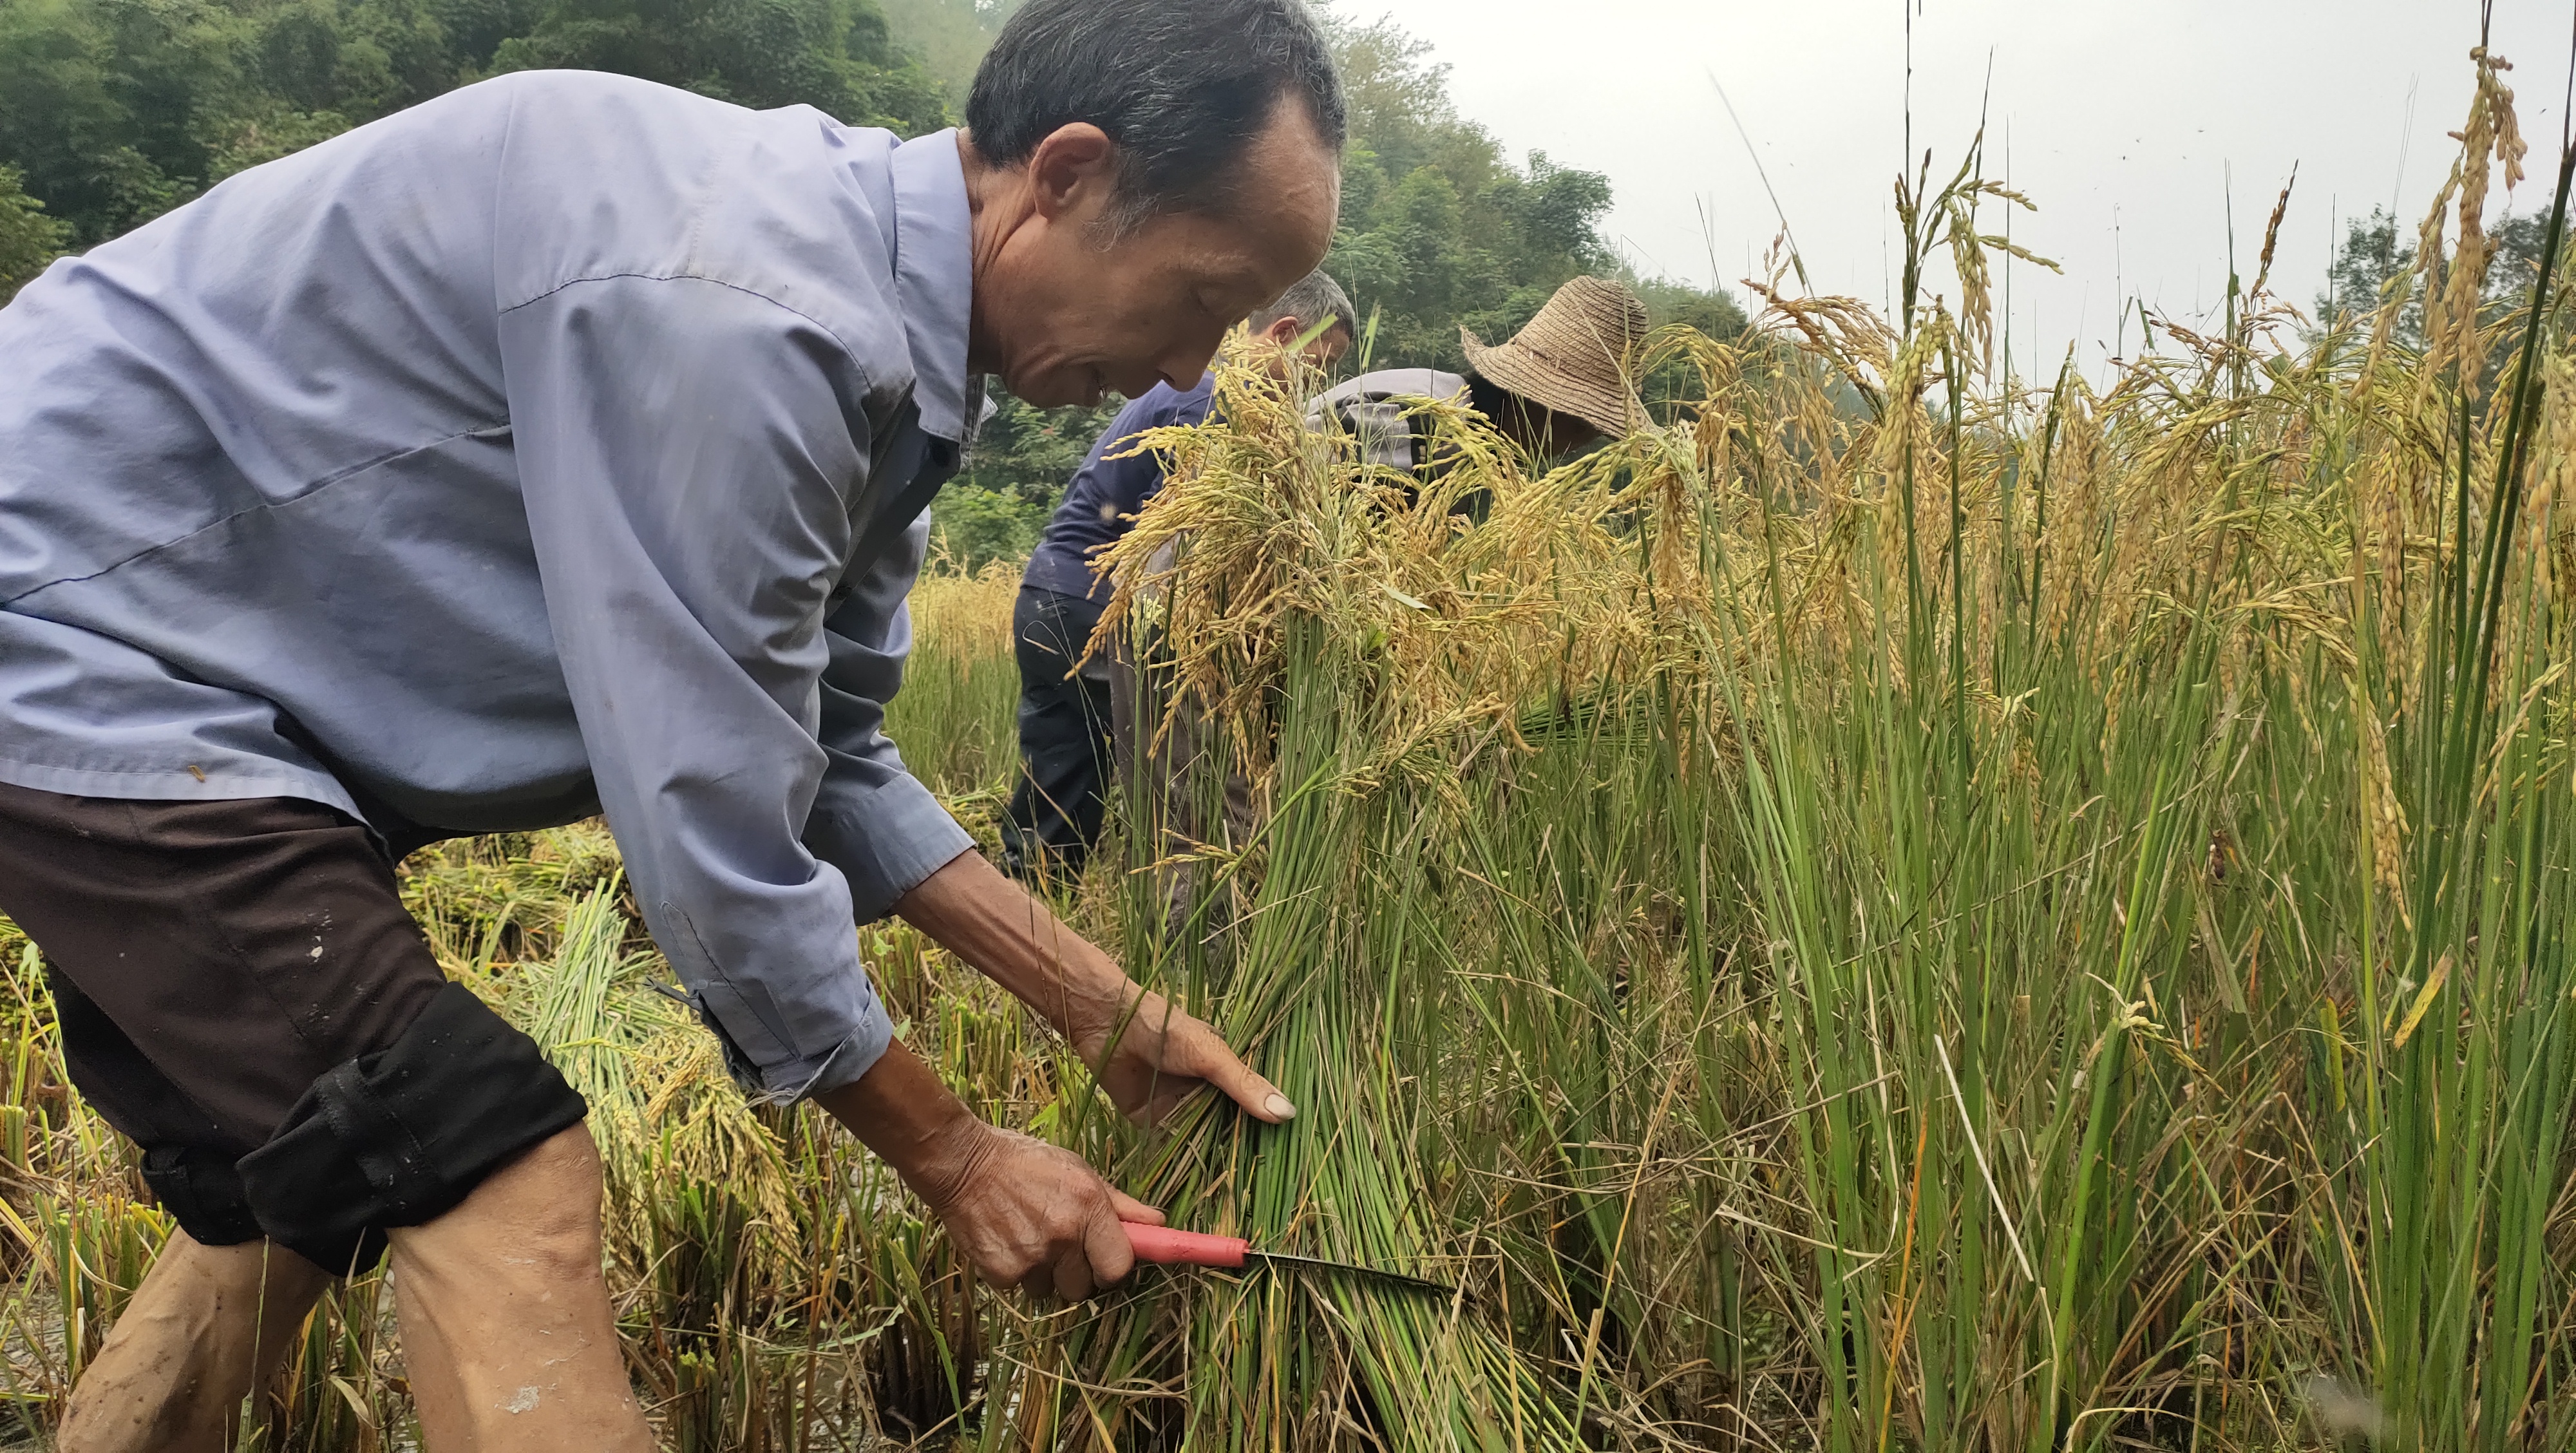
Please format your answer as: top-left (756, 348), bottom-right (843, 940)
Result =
top-left (388, 1122), bottom-right (651, 1451)
top-left (57, 1233), bottom-right (331, 1453)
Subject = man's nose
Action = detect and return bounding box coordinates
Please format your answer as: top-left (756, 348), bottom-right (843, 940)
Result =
top-left (1159, 330), bottom-right (1225, 390)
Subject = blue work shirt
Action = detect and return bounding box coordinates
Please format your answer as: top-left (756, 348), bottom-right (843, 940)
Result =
top-left (0, 71), bottom-right (981, 1101)
top-left (1021, 374), bottom-right (1215, 602)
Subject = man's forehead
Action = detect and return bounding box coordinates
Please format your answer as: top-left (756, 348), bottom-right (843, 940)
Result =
top-left (1162, 227), bottom-right (1289, 292)
top-left (1236, 102), bottom-right (1340, 236)
top-left (1137, 103), bottom-right (1338, 289)
top-left (1184, 252), bottom-right (1267, 292)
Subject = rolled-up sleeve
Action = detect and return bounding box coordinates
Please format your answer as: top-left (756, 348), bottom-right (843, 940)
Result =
top-left (500, 273), bottom-right (895, 1101)
top-left (805, 508), bottom-right (976, 920)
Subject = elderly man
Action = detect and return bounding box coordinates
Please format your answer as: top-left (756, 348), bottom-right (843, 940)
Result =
top-left (1001, 268), bottom-right (1355, 882)
top-left (0, 0), bottom-right (1343, 1444)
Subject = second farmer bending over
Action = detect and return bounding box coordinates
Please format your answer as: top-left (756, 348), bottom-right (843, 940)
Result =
top-left (1000, 268), bottom-right (1356, 881)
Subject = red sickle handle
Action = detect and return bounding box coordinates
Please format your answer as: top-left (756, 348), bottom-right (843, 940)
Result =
top-left (1122, 1222), bottom-right (1248, 1269)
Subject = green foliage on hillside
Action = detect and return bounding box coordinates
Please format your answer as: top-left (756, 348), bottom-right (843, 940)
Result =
top-left (871, 0), bottom-right (1010, 105)
top-left (1331, 19), bottom-right (1608, 370)
top-left (940, 388), bottom-right (1119, 567)
top-left (0, 165), bottom-right (73, 300)
top-left (487, 0), bottom-right (945, 129)
top-left (0, 0), bottom-right (945, 260)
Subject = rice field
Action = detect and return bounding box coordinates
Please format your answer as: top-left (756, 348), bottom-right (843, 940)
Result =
top-left (1, 55), bottom-right (2574, 1451)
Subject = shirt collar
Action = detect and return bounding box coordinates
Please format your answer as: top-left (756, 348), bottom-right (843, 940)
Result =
top-left (889, 129), bottom-right (974, 444)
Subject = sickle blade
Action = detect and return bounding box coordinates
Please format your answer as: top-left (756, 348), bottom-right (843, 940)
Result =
top-left (1242, 1249), bottom-right (1458, 1299)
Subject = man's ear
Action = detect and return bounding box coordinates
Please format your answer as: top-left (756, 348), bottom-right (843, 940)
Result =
top-left (1026, 122), bottom-right (1119, 222)
top-left (1260, 314), bottom-right (1305, 346)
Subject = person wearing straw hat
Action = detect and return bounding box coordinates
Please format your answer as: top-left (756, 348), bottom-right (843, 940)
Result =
top-left (1119, 275), bottom-right (1656, 957)
top-left (1309, 274), bottom-right (1653, 475)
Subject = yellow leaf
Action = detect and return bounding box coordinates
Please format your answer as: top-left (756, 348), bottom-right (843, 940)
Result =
top-left (2391, 954), bottom-right (2454, 1052)
top-left (327, 1374), bottom-right (378, 1428)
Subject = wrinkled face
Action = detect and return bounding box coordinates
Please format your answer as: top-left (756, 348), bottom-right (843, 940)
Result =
top-left (969, 100), bottom-right (1341, 407)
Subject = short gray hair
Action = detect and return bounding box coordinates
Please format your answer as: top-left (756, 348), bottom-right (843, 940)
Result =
top-left (966, 0), bottom-right (1347, 239)
top-left (1251, 268), bottom-right (1356, 343)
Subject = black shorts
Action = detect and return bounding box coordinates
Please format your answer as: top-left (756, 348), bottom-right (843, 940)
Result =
top-left (0, 782), bottom-right (586, 1273)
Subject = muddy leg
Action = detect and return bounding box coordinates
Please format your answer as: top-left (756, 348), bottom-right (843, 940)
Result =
top-left (388, 1121), bottom-right (650, 1451)
top-left (57, 1232), bottom-right (330, 1453)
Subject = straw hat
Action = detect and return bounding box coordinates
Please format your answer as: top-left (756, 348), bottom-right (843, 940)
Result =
top-left (1459, 276), bottom-right (1653, 438)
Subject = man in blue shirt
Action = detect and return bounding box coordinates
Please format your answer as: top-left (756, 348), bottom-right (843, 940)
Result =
top-left (1001, 269), bottom-right (1353, 880)
top-left (0, 0), bottom-right (1345, 1443)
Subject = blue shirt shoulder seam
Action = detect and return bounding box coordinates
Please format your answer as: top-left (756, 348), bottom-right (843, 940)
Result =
top-left (497, 271), bottom-right (879, 393)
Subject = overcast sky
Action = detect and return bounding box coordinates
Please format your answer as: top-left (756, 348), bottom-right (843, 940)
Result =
top-left (1373, 1), bottom-right (2575, 378)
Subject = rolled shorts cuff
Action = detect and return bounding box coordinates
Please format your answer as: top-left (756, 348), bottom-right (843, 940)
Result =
top-left (234, 981), bottom-right (588, 1274)
top-left (138, 1146), bottom-right (268, 1248)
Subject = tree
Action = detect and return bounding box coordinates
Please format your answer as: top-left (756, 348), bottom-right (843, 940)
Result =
top-left (2316, 202), bottom-right (2560, 362)
top-left (1323, 16), bottom-right (1615, 369)
top-left (0, 0), bottom-right (248, 243)
top-left (871, 0), bottom-right (1012, 106)
top-left (938, 390), bottom-right (1121, 568)
top-left (489, 0), bottom-right (945, 131)
top-left (0, 164), bottom-right (74, 301)
top-left (2318, 207), bottom-right (2417, 345)
top-left (0, 0), bottom-right (945, 249)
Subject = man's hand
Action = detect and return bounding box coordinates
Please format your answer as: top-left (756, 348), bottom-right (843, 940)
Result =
top-left (1065, 982), bottom-right (1294, 1127)
top-left (813, 1039), bottom-right (1161, 1298)
top-left (895, 850), bottom-right (1296, 1127)
top-left (916, 1125), bottom-right (1164, 1299)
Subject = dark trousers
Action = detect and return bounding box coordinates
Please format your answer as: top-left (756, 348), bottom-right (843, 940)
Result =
top-left (0, 783), bottom-right (585, 1273)
top-left (1001, 585), bottom-right (1115, 879)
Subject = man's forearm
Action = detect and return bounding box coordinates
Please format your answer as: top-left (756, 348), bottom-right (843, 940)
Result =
top-left (887, 848), bottom-right (1293, 1129)
top-left (892, 848), bottom-right (1128, 1036)
top-left (811, 1038), bottom-right (983, 1202)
